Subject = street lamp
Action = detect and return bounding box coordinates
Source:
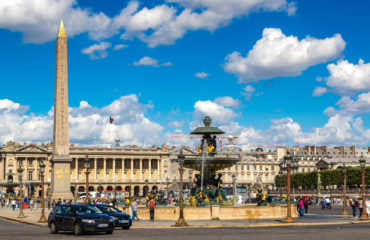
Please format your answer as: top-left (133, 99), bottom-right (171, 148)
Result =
top-left (17, 159), bottom-right (25, 218)
top-left (84, 155), bottom-right (91, 204)
top-left (359, 157), bottom-right (368, 220)
top-left (283, 153), bottom-right (296, 223)
top-left (341, 164), bottom-right (348, 216)
top-left (38, 159), bottom-right (47, 222)
top-left (175, 149), bottom-right (188, 227)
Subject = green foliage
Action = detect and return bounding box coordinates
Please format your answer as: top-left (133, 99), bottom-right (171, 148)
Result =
top-left (274, 167), bottom-right (370, 188)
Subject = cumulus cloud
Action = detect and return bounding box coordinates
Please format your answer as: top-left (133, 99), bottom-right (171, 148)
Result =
top-left (133, 56), bottom-right (172, 67)
top-left (330, 92), bottom-right (370, 115)
top-left (312, 87), bottom-right (328, 96)
top-left (195, 72), bottom-right (209, 79)
top-left (193, 100), bottom-right (238, 126)
top-left (214, 96), bottom-right (240, 108)
top-left (324, 59), bottom-right (370, 95)
top-left (0, 0), bottom-right (296, 48)
top-left (0, 95), bottom-right (163, 146)
top-left (81, 42), bottom-right (111, 59)
top-left (223, 28), bottom-right (346, 82)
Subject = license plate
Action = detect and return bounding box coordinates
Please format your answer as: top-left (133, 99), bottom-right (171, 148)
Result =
top-left (119, 220), bottom-right (129, 223)
top-left (97, 224), bottom-right (108, 228)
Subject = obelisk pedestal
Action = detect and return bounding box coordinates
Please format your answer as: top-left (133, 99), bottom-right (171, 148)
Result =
top-left (50, 20), bottom-right (73, 200)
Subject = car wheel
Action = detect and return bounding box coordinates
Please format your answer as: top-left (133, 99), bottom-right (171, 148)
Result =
top-left (122, 226), bottom-right (130, 230)
top-left (106, 230), bottom-right (113, 234)
top-left (74, 223), bottom-right (83, 236)
top-left (49, 221), bottom-right (58, 234)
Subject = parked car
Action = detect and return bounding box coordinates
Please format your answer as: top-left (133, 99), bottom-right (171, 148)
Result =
top-left (94, 204), bottom-right (132, 230)
top-left (48, 204), bottom-right (115, 236)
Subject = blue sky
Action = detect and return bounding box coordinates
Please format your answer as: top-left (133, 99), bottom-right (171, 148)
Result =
top-left (0, 0), bottom-right (370, 147)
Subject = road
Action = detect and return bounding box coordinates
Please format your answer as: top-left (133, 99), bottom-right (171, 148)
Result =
top-left (1, 217), bottom-right (370, 240)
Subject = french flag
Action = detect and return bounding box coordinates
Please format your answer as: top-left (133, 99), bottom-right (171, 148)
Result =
top-left (109, 116), bottom-right (114, 124)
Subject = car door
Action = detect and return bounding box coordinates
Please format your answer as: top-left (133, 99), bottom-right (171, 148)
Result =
top-left (63, 206), bottom-right (74, 231)
top-left (54, 205), bottom-right (66, 230)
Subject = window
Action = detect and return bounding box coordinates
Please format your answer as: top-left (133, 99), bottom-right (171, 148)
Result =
top-left (247, 166), bottom-right (250, 171)
top-left (18, 159), bottom-right (23, 165)
top-left (254, 166), bottom-right (257, 171)
top-left (308, 168), bottom-right (311, 172)
top-left (259, 166), bottom-right (262, 171)
top-left (302, 168), bottom-right (305, 173)
top-left (39, 172), bottom-right (42, 181)
top-left (271, 166), bottom-right (274, 170)
top-left (241, 165), bottom-right (244, 171)
top-left (28, 171), bottom-right (33, 181)
top-left (28, 159), bottom-right (33, 165)
top-left (235, 165), bottom-right (238, 170)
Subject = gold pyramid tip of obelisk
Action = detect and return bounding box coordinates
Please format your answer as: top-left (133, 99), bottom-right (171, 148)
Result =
top-left (58, 20), bottom-right (67, 38)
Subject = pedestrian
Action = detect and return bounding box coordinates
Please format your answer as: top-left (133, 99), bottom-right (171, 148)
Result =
top-left (350, 199), bottom-right (357, 217)
top-left (304, 198), bottom-right (309, 214)
top-left (11, 199), bottom-right (16, 211)
top-left (148, 198), bottom-right (155, 221)
top-left (359, 198), bottom-right (363, 218)
top-left (132, 199), bottom-right (139, 221)
top-left (299, 198), bottom-right (305, 218)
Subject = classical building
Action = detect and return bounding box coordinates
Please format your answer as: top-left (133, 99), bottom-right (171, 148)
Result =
top-left (0, 141), bottom-right (195, 198)
top-left (289, 146), bottom-right (370, 173)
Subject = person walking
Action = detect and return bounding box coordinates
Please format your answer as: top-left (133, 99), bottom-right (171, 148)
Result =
top-left (132, 199), bottom-right (140, 221)
top-left (359, 198), bottom-right (363, 218)
top-left (304, 198), bottom-right (309, 214)
top-left (350, 199), bottom-right (357, 218)
top-left (299, 198), bottom-right (305, 218)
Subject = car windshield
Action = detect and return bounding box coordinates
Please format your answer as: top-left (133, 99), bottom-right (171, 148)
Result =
top-left (72, 205), bottom-right (103, 215)
top-left (98, 206), bottom-right (120, 213)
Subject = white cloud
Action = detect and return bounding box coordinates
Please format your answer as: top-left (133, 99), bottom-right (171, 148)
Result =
top-left (223, 28), bottom-right (346, 82)
top-left (331, 92), bottom-right (370, 115)
top-left (168, 120), bottom-right (184, 128)
top-left (0, 0), bottom-right (296, 48)
top-left (81, 42), bottom-right (111, 59)
top-left (113, 44), bottom-right (128, 50)
top-left (324, 59), bottom-right (370, 95)
top-left (133, 56), bottom-right (172, 67)
top-left (214, 96), bottom-right (240, 108)
top-left (312, 87), bottom-right (327, 96)
top-left (193, 100), bottom-right (238, 126)
top-left (195, 72), bottom-right (209, 79)
top-left (0, 95), bottom-right (164, 146)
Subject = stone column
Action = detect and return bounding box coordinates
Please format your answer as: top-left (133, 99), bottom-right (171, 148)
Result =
top-left (139, 159), bottom-right (143, 181)
top-left (113, 158), bottom-right (116, 181)
top-left (130, 159), bottom-right (134, 181)
top-left (50, 20), bottom-right (73, 200)
top-left (94, 158), bottom-right (97, 180)
top-left (75, 158), bottom-right (78, 180)
top-left (122, 159), bottom-right (125, 181)
top-left (103, 158), bottom-right (107, 181)
top-left (148, 159), bottom-right (152, 181)
top-left (157, 159), bottom-right (160, 180)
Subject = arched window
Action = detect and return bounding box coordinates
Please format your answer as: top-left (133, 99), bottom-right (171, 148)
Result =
top-left (134, 186), bottom-right (140, 196)
top-left (107, 186), bottom-right (113, 191)
top-left (78, 186), bottom-right (85, 192)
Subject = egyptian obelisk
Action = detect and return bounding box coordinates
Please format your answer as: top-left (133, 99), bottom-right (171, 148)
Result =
top-left (50, 20), bottom-right (73, 200)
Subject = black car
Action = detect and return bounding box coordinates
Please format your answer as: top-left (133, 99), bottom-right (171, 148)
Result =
top-left (48, 204), bottom-right (115, 236)
top-left (95, 204), bottom-right (132, 230)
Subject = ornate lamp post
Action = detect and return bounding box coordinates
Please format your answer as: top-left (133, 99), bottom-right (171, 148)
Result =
top-left (283, 154), bottom-right (296, 223)
top-left (38, 159), bottom-right (47, 222)
top-left (359, 157), bottom-right (368, 220)
top-left (278, 163), bottom-right (283, 200)
top-left (84, 155), bottom-right (91, 204)
top-left (175, 150), bottom-right (188, 227)
top-left (341, 164), bottom-right (348, 216)
top-left (17, 160), bottom-right (25, 218)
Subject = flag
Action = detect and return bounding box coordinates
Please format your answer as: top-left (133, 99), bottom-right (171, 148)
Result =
top-left (109, 116), bottom-right (114, 124)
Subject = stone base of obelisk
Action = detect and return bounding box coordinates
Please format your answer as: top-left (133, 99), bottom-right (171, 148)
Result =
top-left (50, 156), bottom-right (74, 200)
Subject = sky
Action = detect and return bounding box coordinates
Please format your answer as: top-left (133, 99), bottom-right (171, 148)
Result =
top-left (0, 0), bottom-right (370, 148)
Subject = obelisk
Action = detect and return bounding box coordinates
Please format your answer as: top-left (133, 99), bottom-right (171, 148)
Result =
top-left (50, 20), bottom-right (73, 200)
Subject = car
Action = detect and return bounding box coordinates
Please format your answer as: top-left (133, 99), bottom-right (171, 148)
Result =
top-left (95, 204), bottom-right (132, 230)
top-left (48, 204), bottom-right (115, 236)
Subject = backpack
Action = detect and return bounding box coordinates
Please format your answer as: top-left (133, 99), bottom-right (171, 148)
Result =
top-left (149, 200), bottom-right (154, 209)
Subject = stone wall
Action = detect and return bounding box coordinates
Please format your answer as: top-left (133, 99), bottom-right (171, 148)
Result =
top-left (119, 205), bottom-right (297, 220)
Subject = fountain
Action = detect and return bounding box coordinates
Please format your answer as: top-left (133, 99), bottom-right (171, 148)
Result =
top-left (183, 116), bottom-right (241, 205)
